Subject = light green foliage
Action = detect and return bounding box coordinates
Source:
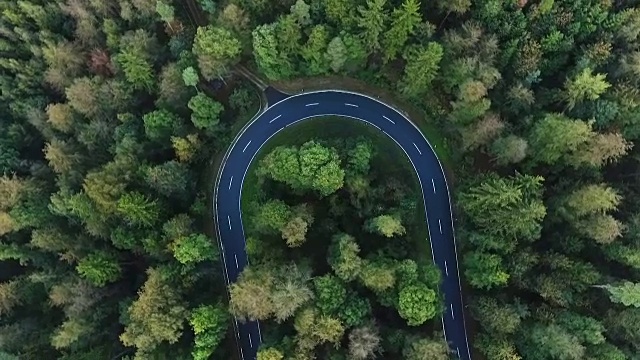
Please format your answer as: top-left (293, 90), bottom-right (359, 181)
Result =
top-left (51, 318), bottom-right (92, 349)
top-left (528, 114), bottom-right (594, 165)
top-left (300, 25), bottom-right (330, 75)
top-left (399, 42), bottom-right (444, 98)
top-left (562, 184), bottom-right (621, 219)
top-left (120, 268), bottom-right (188, 356)
top-left (556, 312), bottom-right (605, 345)
top-left (459, 174), bottom-right (546, 240)
top-left (490, 135), bottom-right (528, 165)
top-left (281, 216), bottom-right (309, 247)
top-left (397, 283), bottom-right (437, 326)
top-left (357, 0), bottom-right (388, 52)
top-left (314, 274), bottom-right (347, 315)
top-left (326, 0), bottom-right (358, 29)
top-left (328, 233), bottom-right (364, 281)
top-left (182, 67), bottom-right (199, 87)
top-left (437, 0), bottom-right (471, 15)
top-left (189, 305), bottom-right (229, 360)
top-left (359, 259), bottom-right (396, 292)
top-left (115, 50), bottom-right (154, 90)
top-left (257, 348), bottom-right (284, 360)
top-left (76, 251), bottom-right (121, 286)
top-left (143, 109), bottom-right (182, 141)
top-left (602, 282), bottom-right (640, 307)
top-left (518, 323), bottom-right (585, 360)
top-left (382, 0), bottom-right (422, 62)
top-left (116, 192), bottom-right (161, 227)
top-left (464, 252), bottom-right (509, 289)
top-left (192, 26), bottom-right (241, 80)
top-left (187, 93), bottom-right (224, 131)
top-left (172, 233), bottom-right (216, 264)
top-left (252, 24), bottom-right (296, 80)
top-left (253, 200), bottom-right (292, 234)
top-left (327, 36), bottom-right (348, 73)
top-left (565, 68), bottom-right (611, 109)
top-left (290, 0), bottom-right (311, 25)
top-left (364, 215), bottom-right (406, 237)
top-left (155, 0), bottom-right (174, 23)
top-left (259, 141), bottom-right (345, 196)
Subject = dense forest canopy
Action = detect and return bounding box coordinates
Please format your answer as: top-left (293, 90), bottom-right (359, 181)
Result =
top-left (1, 0), bottom-right (640, 359)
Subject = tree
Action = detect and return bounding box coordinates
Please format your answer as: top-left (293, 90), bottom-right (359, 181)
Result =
top-left (182, 66), bottom-right (199, 88)
top-left (46, 103), bottom-right (75, 133)
top-left (437, 0), bottom-right (471, 15)
top-left (461, 113), bottom-right (506, 151)
top-left (382, 0), bottom-right (421, 62)
top-left (158, 63), bottom-right (192, 107)
top-left (328, 233), bottom-right (364, 281)
top-left (399, 43), bottom-right (444, 98)
top-left (257, 348), bottom-right (284, 360)
top-left (172, 134), bottom-right (201, 162)
top-left (187, 93), bottom-right (224, 131)
top-left (348, 325), bottom-right (380, 360)
top-left (359, 259), bottom-right (396, 292)
top-left (65, 79), bottom-right (101, 117)
top-left (252, 24), bottom-right (296, 80)
top-left (155, 0), bottom-right (174, 25)
top-left (253, 200), bottom-right (292, 234)
top-left (281, 216), bottom-right (309, 247)
top-left (490, 135), bottom-right (528, 165)
top-left (364, 215), bottom-right (406, 237)
top-left (290, 0), bottom-right (311, 25)
top-left (459, 174), bottom-right (546, 240)
top-left (259, 141), bottom-right (345, 196)
top-left (571, 132), bottom-right (632, 167)
top-left (356, 0), bottom-right (388, 52)
top-left (0, 175), bottom-right (25, 211)
top-left (403, 336), bottom-right (450, 360)
top-left (313, 274), bottom-right (347, 315)
top-left (561, 184), bottom-right (621, 219)
top-left (518, 323), bottom-right (585, 360)
top-left (115, 49), bottom-right (154, 90)
top-left (189, 304), bottom-right (229, 360)
top-left (120, 268), bottom-right (188, 356)
top-left (0, 280), bottom-right (21, 316)
top-left (44, 139), bottom-right (81, 174)
top-left (76, 251), bottom-right (122, 287)
top-left (397, 283), bottom-right (438, 326)
top-left (116, 192), bottom-right (161, 227)
top-left (464, 252), bottom-right (509, 289)
top-left (229, 267), bottom-right (274, 321)
top-left (564, 68), bottom-right (611, 109)
top-left (528, 114), bottom-right (594, 165)
top-left (601, 282), bottom-right (640, 307)
top-left (471, 297), bottom-right (524, 334)
top-left (300, 25), bottom-right (330, 75)
top-left (51, 318), bottom-right (92, 349)
top-left (144, 161), bottom-right (192, 198)
top-left (192, 26), bottom-right (241, 80)
top-left (143, 109), bottom-right (182, 141)
top-left (171, 233), bottom-right (216, 265)
top-left (326, 36), bottom-right (348, 73)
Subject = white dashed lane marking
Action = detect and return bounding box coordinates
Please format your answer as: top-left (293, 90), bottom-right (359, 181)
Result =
top-left (305, 102), bottom-right (319, 107)
top-left (445, 260), bottom-right (449, 276)
top-left (432, 178), bottom-right (436, 193)
top-left (413, 143), bottom-right (422, 155)
top-left (228, 216), bottom-right (232, 230)
top-left (438, 219), bottom-right (442, 234)
top-left (242, 140), bottom-right (251, 152)
top-left (269, 115), bottom-right (281, 123)
top-left (234, 254), bottom-right (239, 269)
top-left (383, 115), bottom-right (395, 124)
top-left (345, 103), bottom-right (358, 107)
top-left (228, 176), bottom-right (233, 190)
top-left (450, 304), bottom-right (455, 319)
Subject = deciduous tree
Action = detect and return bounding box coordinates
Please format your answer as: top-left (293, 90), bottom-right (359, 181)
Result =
top-left (192, 26), bottom-right (242, 80)
top-left (397, 283), bottom-right (437, 326)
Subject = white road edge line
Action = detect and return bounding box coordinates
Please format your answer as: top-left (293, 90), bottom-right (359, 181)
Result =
top-left (242, 140), bottom-right (251, 152)
top-left (228, 216), bottom-right (232, 230)
top-left (413, 142), bottom-right (422, 155)
top-left (234, 254), bottom-right (238, 269)
top-left (383, 115), bottom-right (395, 124)
top-left (438, 219), bottom-right (442, 234)
top-left (432, 178), bottom-right (436, 193)
top-left (240, 346), bottom-right (244, 360)
top-left (269, 114), bottom-right (281, 123)
top-left (305, 102), bottom-right (319, 106)
top-left (451, 304), bottom-right (455, 319)
top-left (445, 260), bottom-right (449, 276)
top-left (249, 333), bottom-right (253, 348)
top-left (228, 176), bottom-right (233, 190)
top-left (345, 103), bottom-right (358, 107)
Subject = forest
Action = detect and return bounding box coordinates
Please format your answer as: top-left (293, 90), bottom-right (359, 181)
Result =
top-left (1, 0), bottom-right (640, 359)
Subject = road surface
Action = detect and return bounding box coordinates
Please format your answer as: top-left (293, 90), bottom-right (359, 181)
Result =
top-left (214, 89), bottom-right (472, 360)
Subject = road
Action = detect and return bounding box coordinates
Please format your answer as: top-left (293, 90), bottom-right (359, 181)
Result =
top-left (214, 90), bottom-right (472, 360)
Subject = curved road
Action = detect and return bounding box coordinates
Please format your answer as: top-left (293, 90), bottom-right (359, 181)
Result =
top-left (214, 90), bottom-right (472, 360)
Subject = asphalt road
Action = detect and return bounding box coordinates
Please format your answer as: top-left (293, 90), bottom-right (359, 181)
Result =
top-left (214, 90), bottom-right (472, 360)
